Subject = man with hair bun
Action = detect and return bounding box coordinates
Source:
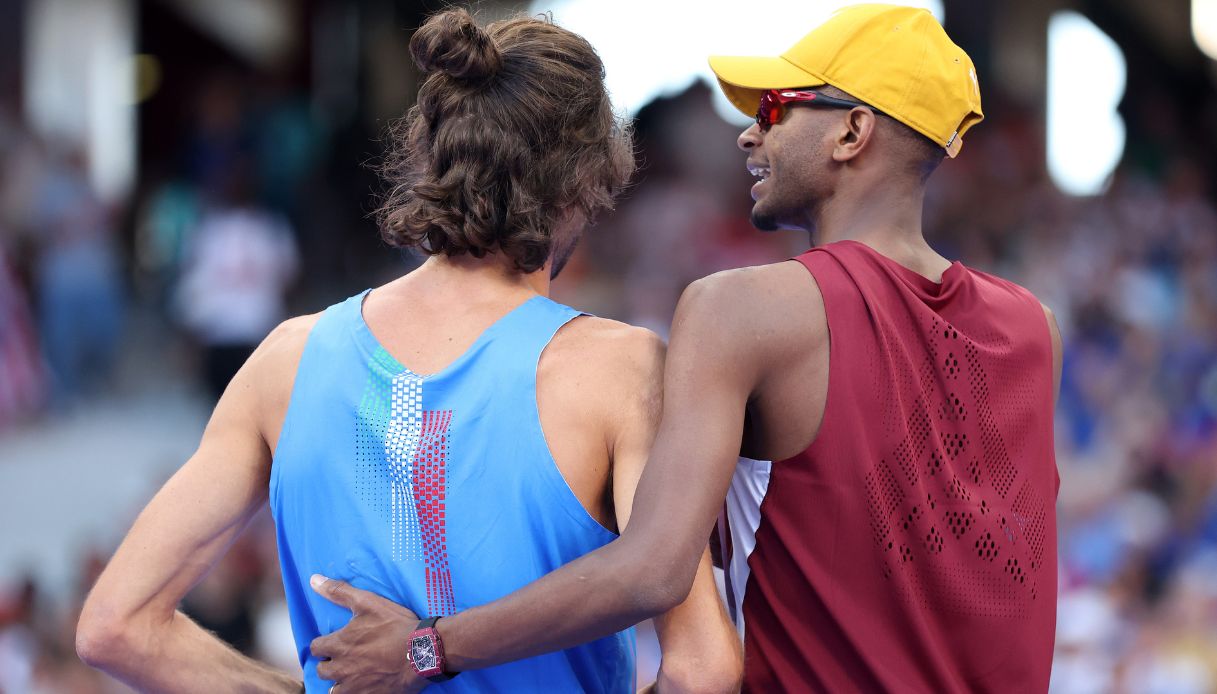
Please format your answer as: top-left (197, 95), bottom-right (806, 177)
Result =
top-left (313, 5), bottom-right (1063, 694)
top-left (76, 8), bottom-right (741, 693)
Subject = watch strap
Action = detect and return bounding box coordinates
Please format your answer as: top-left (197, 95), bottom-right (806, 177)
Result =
top-left (414, 616), bottom-right (458, 683)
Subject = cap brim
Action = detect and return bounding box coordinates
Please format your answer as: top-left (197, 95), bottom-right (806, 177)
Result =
top-left (708, 55), bottom-right (826, 117)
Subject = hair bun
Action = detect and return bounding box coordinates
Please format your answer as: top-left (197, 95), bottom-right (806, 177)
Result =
top-left (411, 8), bottom-right (502, 83)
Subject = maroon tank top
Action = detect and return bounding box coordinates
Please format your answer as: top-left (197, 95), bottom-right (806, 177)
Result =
top-left (728, 241), bottom-right (1058, 692)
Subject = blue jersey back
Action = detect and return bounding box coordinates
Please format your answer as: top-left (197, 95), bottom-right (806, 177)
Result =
top-left (271, 291), bottom-right (635, 692)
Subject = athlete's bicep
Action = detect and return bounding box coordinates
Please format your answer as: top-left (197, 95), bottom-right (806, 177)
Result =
top-left (621, 275), bottom-right (766, 599)
top-left (607, 327), bottom-right (742, 691)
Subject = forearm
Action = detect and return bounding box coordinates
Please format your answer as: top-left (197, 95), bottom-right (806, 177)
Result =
top-left (425, 279), bottom-right (754, 680)
top-left (79, 609), bottom-right (300, 693)
top-left (440, 535), bottom-right (683, 671)
top-left (439, 446), bottom-right (730, 670)
top-left (651, 552), bottom-right (743, 693)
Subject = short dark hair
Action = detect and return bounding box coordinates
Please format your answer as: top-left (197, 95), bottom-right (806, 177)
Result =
top-left (376, 8), bottom-right (635, 273)
top-left (818, 85), bottom-right (945, 182)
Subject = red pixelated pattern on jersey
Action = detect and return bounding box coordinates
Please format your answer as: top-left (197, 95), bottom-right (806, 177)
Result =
top-left (413, 409), bottom-right (456, 616)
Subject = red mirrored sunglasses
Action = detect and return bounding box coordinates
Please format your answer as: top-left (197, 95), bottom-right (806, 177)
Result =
top-left (755, 89), bottom-right (879, 130)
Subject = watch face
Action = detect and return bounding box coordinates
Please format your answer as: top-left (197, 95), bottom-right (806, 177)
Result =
top-left (411, 635), bottom-right (438, 672)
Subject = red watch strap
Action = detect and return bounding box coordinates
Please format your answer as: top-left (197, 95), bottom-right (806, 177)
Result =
top-left (414, 617), bottom-right (458, 683)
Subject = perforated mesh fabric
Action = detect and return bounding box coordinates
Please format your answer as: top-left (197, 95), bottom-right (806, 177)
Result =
top-left (857, 302), bottom-right (1051, 620)
top-left (739, 241), bottom-right (1058, 693)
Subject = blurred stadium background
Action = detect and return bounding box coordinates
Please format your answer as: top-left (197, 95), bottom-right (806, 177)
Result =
top-left (0, 0), bottom-right (1215, 691)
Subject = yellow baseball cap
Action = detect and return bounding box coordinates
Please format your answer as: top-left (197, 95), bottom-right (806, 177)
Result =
top-left (709, 4), bottom-right (983, 157)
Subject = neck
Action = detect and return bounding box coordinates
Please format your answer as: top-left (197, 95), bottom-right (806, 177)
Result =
top-left (412, 253), bottom-right (551, 298)
top-left (809, 178), bottom-right (938, 263)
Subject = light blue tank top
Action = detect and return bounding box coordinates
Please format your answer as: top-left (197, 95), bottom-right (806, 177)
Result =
top-left (271, 290), bottom-right (635, 692)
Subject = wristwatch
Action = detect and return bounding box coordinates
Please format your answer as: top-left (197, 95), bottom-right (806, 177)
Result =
top-left (407, 616), bottom-right (459, 683)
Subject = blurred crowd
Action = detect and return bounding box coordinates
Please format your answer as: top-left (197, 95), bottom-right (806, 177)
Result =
top-left (0, 108), bottom-right (119, 423)
top-left (2, 62), bottom-right (1216, 694)
top-left (0, 71), bottom-right (315, 689)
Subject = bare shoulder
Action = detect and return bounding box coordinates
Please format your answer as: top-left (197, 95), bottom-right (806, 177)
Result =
top-left (244, 313), bottom-right (324, 379)
top-left (538, 316), bottom-right (666, 498)
top-left (263, 313), bottom-right (324, 347)
top-left (683, 260), bottom-right (821, 321)
top-left (236, 313), bottom-right (324, 442)
top-left (676, 261), bottom-right (825, 360)
top-left (543, 316), bottom-right (666, 394)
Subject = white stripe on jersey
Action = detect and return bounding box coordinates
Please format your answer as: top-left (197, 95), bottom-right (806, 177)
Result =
top-left (719, 456), bottom-right (772, 640)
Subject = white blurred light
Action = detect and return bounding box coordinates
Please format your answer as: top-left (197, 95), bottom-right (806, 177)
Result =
top-left (1047, 12), bottom-right (1126, 196)
top-left (529, 1), bottom-right (943, 125)
top-left (161, 0), bottom-right (295, 69)
top-left (25, 0), bottom-right (136, 204)
top-left (1196, 0), bottom-right (1217, 60)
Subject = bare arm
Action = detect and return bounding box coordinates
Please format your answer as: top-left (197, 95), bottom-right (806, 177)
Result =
top-left (1041, 303), bottom-right (1063, 405)
top-left (606, 330), bottom-right (743, 693)
top-left (648, 554), bottom-right (742, 693)
top-left (434, 272), bottom-right (769, 672)
top-left (76, 319), bottom-right (314, 692)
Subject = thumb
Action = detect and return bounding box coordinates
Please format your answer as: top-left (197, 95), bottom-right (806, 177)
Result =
top-left (310, 574), bottom-right (359, 610)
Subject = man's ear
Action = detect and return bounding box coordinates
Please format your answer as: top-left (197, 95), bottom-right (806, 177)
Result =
top-left (832, 108), bottom-right (879, 163)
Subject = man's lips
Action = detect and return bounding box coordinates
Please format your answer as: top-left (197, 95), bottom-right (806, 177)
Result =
top-left (747, 161), bottom-right (771, 201)
top-left (752, 179), bottom-right (769, 201)
top-left (747, 162), bottom-right (771, 181)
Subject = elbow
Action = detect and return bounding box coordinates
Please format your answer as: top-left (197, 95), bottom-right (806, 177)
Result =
top-left (656, 623), bottom-right (744, 693)
top-left (75, 615), bottom-right (115, 669)
top-left (621, 542), bottom-right (697, 617)
top-left (659, 654), bottom-right (744, 694)
top-left (75, 600), bottom-right (137, 672)
top-left (660, 672), bottom-right (744, 694)
top-left (647, 573), bottom-right (693, 616)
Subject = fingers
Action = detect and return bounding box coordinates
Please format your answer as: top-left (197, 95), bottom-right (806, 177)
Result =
top-left (311, 632), bottom-right (336, 660)
top-left (313, 633), bottom-right (349, 683)
top-left (316, 655), bottom-right (339, 682)
top-left (311, 573), bottom-right (360, 610)
top-left (309, 574), bottom-right (423, 622)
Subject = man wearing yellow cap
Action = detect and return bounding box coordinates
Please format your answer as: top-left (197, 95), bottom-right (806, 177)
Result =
top-left (307, 5), bottom-right (1063, 692)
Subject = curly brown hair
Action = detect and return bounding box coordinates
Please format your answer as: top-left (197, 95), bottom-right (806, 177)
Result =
top-left (376, 8), bottom-right (635, 274)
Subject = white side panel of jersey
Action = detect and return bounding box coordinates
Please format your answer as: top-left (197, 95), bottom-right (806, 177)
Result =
top-left (719, 456), bottom-right (772, 640)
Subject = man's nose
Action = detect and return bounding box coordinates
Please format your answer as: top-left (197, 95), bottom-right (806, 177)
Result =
top-left (738, 123), bottom-right (761, 151)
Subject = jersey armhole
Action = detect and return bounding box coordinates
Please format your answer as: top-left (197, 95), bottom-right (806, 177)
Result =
top-left (531, 312), bottom-right (621, 537)
top-left (785, 255), bottom-right (835, 459)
